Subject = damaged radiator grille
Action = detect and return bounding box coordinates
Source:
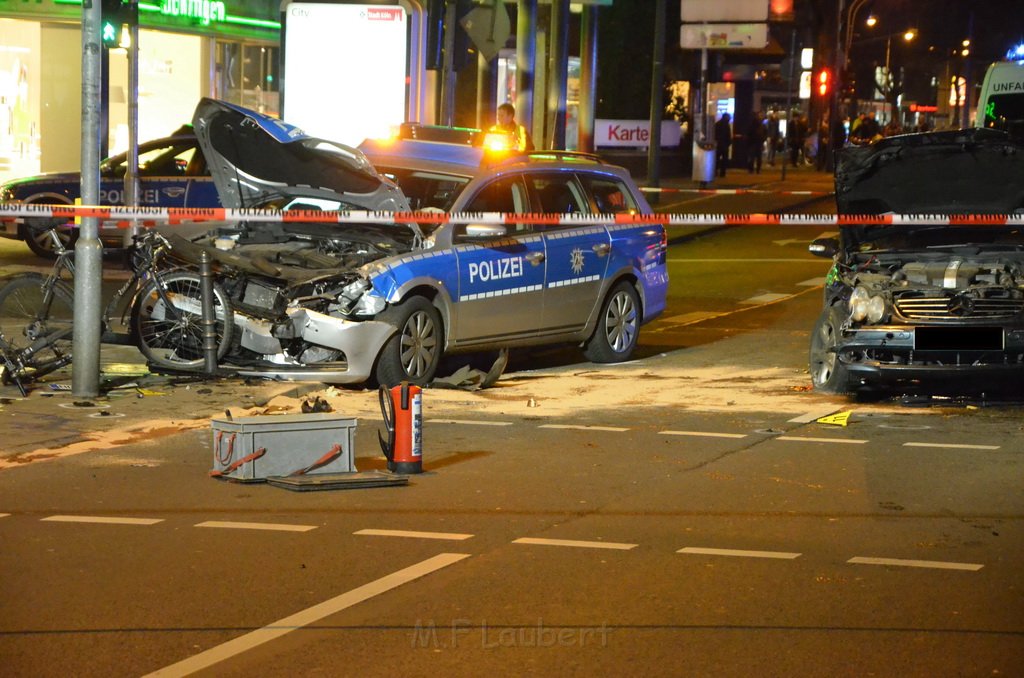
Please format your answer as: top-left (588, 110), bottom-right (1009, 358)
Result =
top-left (895, 293), bottom-right (1024, 320)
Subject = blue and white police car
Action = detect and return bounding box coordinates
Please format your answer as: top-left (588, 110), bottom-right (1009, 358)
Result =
top-left (182, 99), bottom-right (668, 387)
top-left (0, 126), bottom-right (219, 257)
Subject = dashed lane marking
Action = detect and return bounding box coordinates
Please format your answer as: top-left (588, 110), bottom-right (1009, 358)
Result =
top-left (739, 293), bottom-right (791, 304)
top-left (41, 515), bottom-right (163, 526)
top-left (355, 529), bottom-right (474, 541)
top-left (659, 430), bottom-right (748, 439)
top-left (903, 442), bottom-right (1000, 450)
top-left (661, 311), bottom-right (721, 324)
top-left (513, 537), bottom-right (638, 551)
top-left (430, 419), bottom-right (513, 426)
top-left (143, 553), bottom-right (471, 678)
top-left (776, 436), bottom-right (868, 445)
top-left (538, 424), bottom-right (631, 432)
top-left (788, 407), bottom-right (844, 424)
top-left (195, 521), bottom-right (317, 533)
top-left (678, 547), bottom-right (801, 560)
top-left (797, 277), bottom-right (827, 286)
top-left (0, 513), bottom-right (9, 518)
top-left (848, 556), bottom-right (984, 572)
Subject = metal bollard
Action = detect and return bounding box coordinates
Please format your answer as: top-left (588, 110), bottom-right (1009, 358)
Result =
top-left (199, 250), bottom-right (218, 374)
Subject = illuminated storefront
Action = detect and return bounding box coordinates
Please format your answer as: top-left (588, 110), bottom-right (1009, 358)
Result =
top-left (0, 0), bottom-right (279, 181)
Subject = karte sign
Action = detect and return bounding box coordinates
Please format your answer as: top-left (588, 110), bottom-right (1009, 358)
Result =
top-left (595, 120), bottom-right (682, 148)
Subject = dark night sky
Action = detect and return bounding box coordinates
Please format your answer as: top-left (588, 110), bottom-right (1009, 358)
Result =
top-left (843, 0), bottom-right (1023, 63)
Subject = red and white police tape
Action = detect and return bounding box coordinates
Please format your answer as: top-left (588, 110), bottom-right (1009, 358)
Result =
top-left (1, 203), bottom-right (1023, 227)
top-left (639, 187), bottom-right (830, 196)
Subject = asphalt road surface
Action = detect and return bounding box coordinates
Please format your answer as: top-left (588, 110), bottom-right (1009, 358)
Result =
top-left (1, 196), bottom-right (1022, 676)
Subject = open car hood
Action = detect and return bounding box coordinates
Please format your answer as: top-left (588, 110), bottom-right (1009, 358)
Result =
top-left (191, 98), bottom-right (409, 212)
top-left (835, 127), bottom-right (1024, 216)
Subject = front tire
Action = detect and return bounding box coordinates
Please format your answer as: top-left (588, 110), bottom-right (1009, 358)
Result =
top-left (809, 305), bottom-right (850, 393)
top-left (374, 296), bottom-right (443, 387)
top-left (132, 272), bottom-right (234, 370)
top-left (24, 214), bottom-right (77, 259)
top-left (583, 280), bottom-right (641, 363)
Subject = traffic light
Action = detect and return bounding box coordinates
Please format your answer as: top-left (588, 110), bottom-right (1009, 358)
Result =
top-left (101, 0), bottom-right (136, 49)
top-left (815, 68), bottom-right (831, 97)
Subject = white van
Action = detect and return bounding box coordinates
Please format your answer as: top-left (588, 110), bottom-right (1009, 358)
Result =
top-left (976, 60), bottom-right (1024, 130)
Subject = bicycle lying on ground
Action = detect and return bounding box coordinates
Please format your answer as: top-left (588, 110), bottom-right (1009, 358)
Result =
top-left (0, 226), bottom-right (234, 394)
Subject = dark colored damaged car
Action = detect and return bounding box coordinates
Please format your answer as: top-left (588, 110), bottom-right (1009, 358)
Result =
top-left (808, 127), bottom-right (1024, 395)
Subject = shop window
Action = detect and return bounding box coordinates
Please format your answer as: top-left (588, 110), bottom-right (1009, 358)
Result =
top-left (216, 42), bottom-right (279, 117)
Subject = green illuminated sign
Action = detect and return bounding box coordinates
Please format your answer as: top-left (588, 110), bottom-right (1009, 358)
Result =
top-left (985, 101), bottom-right (996, 120)
top-left (160, 0), bottom-right (224, 26)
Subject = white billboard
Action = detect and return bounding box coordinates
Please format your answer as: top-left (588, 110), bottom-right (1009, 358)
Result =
top-left (680, 23), bottom-right (769, 50)
top-left (283, 3), bottom-right (407, 145)
top-left (680, 0), bottom-right (768, 22)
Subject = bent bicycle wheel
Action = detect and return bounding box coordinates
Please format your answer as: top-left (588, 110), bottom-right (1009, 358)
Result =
top-left (0, 272), bottom-right (74, 358)
top-left (132, 271), bottom-right (234, 370)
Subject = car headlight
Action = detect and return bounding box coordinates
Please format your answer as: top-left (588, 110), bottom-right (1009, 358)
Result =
top-left (849, 286), bottom-right (871, 322)
top-left (338, 278), bottom-right (385, 316)
top-left (849, 285), bottom-right (888, 324)
top-left (865, 295), bottom-right (887, 324)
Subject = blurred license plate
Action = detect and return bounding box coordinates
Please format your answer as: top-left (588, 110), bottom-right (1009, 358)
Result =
top-left (914, 326), bottom-right (1003, 350)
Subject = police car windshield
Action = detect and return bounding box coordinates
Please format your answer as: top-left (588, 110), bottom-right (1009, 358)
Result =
top-left (376, 167), bottom-right (470, 212)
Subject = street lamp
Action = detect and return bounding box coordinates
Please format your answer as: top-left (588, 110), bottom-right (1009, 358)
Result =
top-left (877, 28), bottom-right (916, 125)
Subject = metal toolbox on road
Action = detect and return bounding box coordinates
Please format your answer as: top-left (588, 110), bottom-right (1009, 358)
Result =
top-left (210, 413), bottom-right (357, 481)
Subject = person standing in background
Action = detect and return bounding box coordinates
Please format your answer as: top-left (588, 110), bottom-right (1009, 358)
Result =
top-left (746, 111), bottom-right (767, 174)
top-left (714, 113), bottom-right (733, 178)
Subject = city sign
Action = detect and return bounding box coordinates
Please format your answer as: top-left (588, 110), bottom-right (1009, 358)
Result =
top-left (283, 3), bottom-right (407, 145)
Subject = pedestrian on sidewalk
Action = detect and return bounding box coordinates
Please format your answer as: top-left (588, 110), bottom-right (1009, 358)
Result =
top-left (746, 111), bottom-right (767, 174)
top-left (714, 112), bottom-right (733, 178)
top-left (766, 112), bottom-right (780, 166)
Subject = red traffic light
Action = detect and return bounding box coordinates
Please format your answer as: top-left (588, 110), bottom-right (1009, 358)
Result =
top-left (815, 68), bottom-right (831, 97)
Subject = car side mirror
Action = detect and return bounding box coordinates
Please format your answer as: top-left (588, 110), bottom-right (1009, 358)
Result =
top-left (808, 237), bottom-right (839, 258)
top-left (457, 223), bottom-right (508, 241)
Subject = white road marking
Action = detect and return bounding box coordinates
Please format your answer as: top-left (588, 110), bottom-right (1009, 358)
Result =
top-left (797, 277), bottom-right (827, 286)
top-left (848, 556), bottom-right (983, 571)
top-left (513, 537), bottom-right (637, 551)
top-left (903, 442), bottom-right (1000, 450)
top-left (788, 407), bottom-right (844, 423)
top-left (429, 419), bottom-right (513, 426)
top-left (659, 430), bottom-right (747, 439)
top-left (0, 513), bottom-right (10, 518)
top-left (739, 293), bottom-right (791, 304)
top-left (538, 424), bottom-right (630, 432)
top-left (678, 547), bottom-right (801, 560)
top-left (143, 553), bottom-right (471, 678)
top-left (195, 521), bottom-right (317, 533)
top-left (355, 529), bottom-right (474, 541)
top-left (662, 311), bottom-right (721, 324)
top-left (41, 515), bottom-right (163, 526)
top-left (776, 436), bottom-right (867, 445)
top-left (57, 402), bottom-right (111, 409)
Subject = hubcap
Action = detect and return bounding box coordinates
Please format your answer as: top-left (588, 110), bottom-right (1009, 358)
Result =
top-left (400, 311), bottom-right (437, 377)
top-left (606, 291), bottom-right (638, 353)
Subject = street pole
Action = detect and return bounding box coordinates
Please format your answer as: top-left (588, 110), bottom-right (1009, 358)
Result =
top-left (74, 0), bottom-right (104, 397)
top-left (646, 0), bottom-right (665, 191)
top-left (124, 0), bottom-right (140, 247)
top-left (440, 0), bottom-right (457, 126)
top-left (884, 35), bottom-right (891, 124)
